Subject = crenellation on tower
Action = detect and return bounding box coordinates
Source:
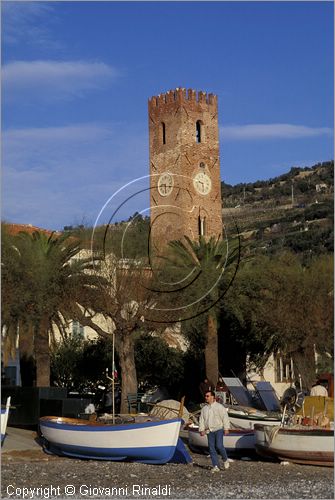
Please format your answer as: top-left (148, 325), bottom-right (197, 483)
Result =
top-left (187, 88), bottom-right (196, 101)
top-left (149, 96), bottom-right (158, 107)
top-left (198, 91), bottom-right (207, 103)
top-left (207, 93), bottom-right (216, 105)
top-left (176, 87), bottom-right (186, 102)
top-left (166, 90), bottom-right (176, 103)
top-left (149, 88), bottom-right (217, 112)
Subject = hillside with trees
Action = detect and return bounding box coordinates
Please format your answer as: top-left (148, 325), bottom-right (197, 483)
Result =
top-left (221, 161), bottom-right (333, 257)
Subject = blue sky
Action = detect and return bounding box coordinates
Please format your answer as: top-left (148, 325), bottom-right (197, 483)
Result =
top-left (2, 1), bottom-right (334, 231)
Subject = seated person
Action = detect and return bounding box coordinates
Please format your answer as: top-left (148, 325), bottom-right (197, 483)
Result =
top-left (199, 377), bottom-right (215, 399)
top-left (310, 381), bottom-right (328, 397)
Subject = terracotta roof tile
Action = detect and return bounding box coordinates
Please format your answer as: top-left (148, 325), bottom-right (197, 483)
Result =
top-left (4, 223), bottom-right (60, 236)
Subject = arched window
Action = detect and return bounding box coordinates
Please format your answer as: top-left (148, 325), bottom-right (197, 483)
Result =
top-left (161, 122), bottom-right (166, 145)
top-left (198, 216), bottom-right (206, 236)
top-left (196, 121), bottom-right (202, 143)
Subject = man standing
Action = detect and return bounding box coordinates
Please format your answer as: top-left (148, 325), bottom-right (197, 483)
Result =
top-left (199, 390), bottom-right (230, 473)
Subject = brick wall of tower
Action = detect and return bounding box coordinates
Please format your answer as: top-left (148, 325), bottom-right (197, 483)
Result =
top-left (148, 88), bottom-right (223, 253)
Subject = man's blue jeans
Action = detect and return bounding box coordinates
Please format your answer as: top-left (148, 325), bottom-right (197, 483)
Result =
top-left (207, 429), bottom-right (228, 467)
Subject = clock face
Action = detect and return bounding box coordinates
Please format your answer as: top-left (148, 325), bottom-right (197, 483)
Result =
top-left (193, 172), bottom-right (212, 195)
top-left (158, 172), bottom-right (174, 197)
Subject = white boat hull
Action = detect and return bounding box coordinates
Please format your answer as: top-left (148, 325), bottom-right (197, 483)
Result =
top-left (228, 411), bottom-right (281, 430)
top-left (255, 424), bottom-right (334, 466)
top-left (1, 397), bottom-right (11, 444)
top-left (188, 425), bottom-right (256, 454)
top-left (39, 416), bottom-right (182, 464)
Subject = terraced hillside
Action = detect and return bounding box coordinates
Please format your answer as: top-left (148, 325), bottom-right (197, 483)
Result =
top-left (222, 161), bottom-right (333, 256)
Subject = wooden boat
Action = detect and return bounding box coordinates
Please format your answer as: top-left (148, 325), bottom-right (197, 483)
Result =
top-left (187, 423), bottom-right (256, 455)
top-left (39, 416), bottom-right (184, 464)
top-left (1, 397), bottom-right (11, 445)
top-left (254, 423), bottom-right (334, 467)
top-left (227, 406), bottom-right (281, 430)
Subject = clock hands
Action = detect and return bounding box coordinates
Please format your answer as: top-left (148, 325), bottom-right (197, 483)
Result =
top-left (158, 173), bottom-right (174, 196)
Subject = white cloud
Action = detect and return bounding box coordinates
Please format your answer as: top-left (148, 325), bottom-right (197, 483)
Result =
top-left (2, 2), bottom-right (60, 48)
top-left (2, 60), bottom-right (120, 100)
top-left (4, 123), bottom-right (114, 145)
top-left (220, 124), bottom-right (333, 141)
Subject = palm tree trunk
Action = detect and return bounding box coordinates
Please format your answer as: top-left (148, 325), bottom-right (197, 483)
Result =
top-left (19, 323), bottom-right (35, 386)
top-left (34, 319), bottom-right (50, 387)
top-left (205, 313), bottom-right (219, 387)
top-left (117, 332), bottom-right (138, 413)
top-left (19, 323), bottom-right (34, 357)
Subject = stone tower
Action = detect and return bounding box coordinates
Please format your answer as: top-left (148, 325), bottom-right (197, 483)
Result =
top-left (148, 87), bottom-right (222, 253)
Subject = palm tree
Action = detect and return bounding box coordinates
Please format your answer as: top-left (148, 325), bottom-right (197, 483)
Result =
top-left (166, 235), bottom-right (241, 385)
top-left (1, 228), bottom-right (103, 386)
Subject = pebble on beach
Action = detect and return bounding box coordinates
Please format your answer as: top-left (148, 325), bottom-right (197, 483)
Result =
top-left (1, 448), bottom-right (333, 499)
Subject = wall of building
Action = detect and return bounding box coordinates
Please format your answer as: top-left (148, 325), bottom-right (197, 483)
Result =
top-left (247, 353), bottom-right (292, 398)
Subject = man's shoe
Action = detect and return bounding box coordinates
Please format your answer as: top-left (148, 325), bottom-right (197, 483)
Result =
top-left (211, 466), bottom-right (220, 473)
top-left (223, 461), bottom-right (230, 470)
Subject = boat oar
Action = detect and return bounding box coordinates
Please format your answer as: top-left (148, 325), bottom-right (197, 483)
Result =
top-left (178, 396), bottom-right (185, 418)
top-left (280, 404), bottom-right (287, 427)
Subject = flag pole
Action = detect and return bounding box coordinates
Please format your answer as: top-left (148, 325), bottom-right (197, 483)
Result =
top-left (112, 330), bottom-right (115, 424)
top-left (106, 330), bottom-right (116, 424)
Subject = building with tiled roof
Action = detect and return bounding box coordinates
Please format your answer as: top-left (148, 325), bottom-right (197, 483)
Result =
top-left (4, 223), bottom-right (59, 236)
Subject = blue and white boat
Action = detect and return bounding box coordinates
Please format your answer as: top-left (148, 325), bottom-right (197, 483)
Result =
top-left (187, 423), bottom-right (256, 455)
top-left (1, 397), bottom-right (11, 445)
top-left (39, 416), bottom-right (184, 464)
